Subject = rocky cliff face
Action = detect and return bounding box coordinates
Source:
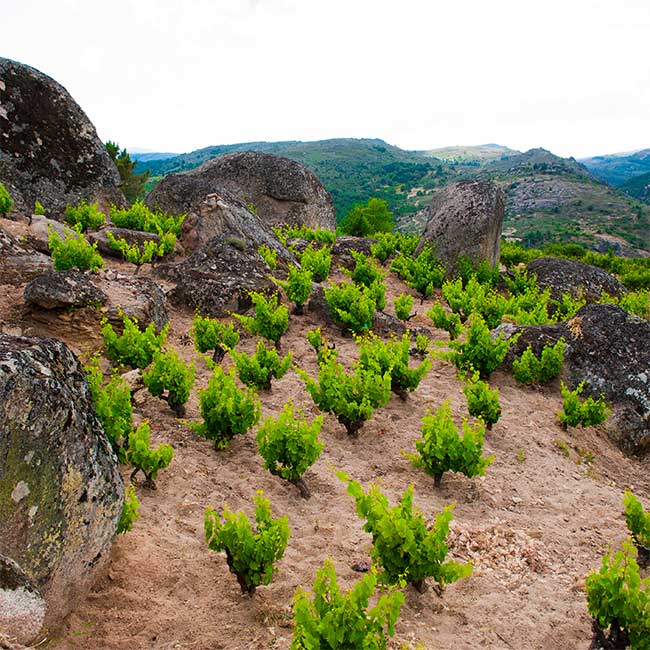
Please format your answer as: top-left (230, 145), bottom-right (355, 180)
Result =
top-left (0, 58), bottom-right (124, 218)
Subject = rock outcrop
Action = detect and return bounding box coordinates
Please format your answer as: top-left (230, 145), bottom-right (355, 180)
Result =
top-left (87, 227), bottom-right (161, 259)
top-left (0, 227), bottom-right (53, 285)
top-left (527, 257), bottom-right (626, 302)
top-left (148, 151), bottom-right (335, 231)
top-left (0, 58), bottom-right (124, 218)
top-left (415, 180), bottom-right (504, 274)
top-left (0, 334), bottom-right (124, 641)
top-left (24, 270), bottom-right (107, 310)
top-left (156, 235), bottom-right (275, 317)
top-left (498, 304), bottom-right (650, 455)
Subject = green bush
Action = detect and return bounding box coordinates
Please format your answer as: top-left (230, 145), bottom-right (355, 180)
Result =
top-left (512, 339), bottom-right (565, 385)
top-left (324, 280), bottom-right (376, 334)
top-left (391, 245), bottom-right (445, 301)
top-left (205, 491), bottom-right (290, 595)
top-left (340, 197), bottom-right (394, 236)
top-left (558, 381), bottom-right (609, 429)
top-left (233, 292), bottom-right (289, 348)
top-left (230, 340), bottom-right (292, 391)
top-left (273, 265), bottom-right (313, 314)
top-left (110, 199), bottom-right (185, 236)
top-left (101, 312), bottom-right (169, 369)
top-left (33, 200), bottom-right (46, 216)
top-left (371, 232), bottom-right (400, 264)
top-left (0, 182), bottom-right (13, 215)
top-left (297, 348), bottom-right (391, 437)
top-left (586, 541), bottom-right (650, 649)
top-left (116, 484), bottom-right (140, 534)
top-left (394, 293), bottom-right (414, 321)
top-left (256, 402), bottom-right (323, 498)
top-left (191, 366), bottom-right (260, 449)
top-left (407, 401), bottom-right (494, 487)
top-left (457, 256), bottom-right (500, 287)
top-left (64, 200), bottom-right (106, 231)
top-left (447, 313), bottom-right (515, 378)
top-left (414, 333), bottom-right (431, 357)
top-left (192, 313), bottom-right (239, 362)
top-left (257, 243), bottom-right (277, 269)
top-left (48, 226), bottom-right (105, 272)
top-left (275, 224), bottom-right (336, 244)
top-left (106, 231), bottom-right (175, 268)
top-left (142, 350), bottom-right (195, 415)
top-left (442, 276), bottom-right (509, 329)
top-left (124, 420), bottom-right (174, 489)
top-left (298, 243), bottom-right (331, 282)
top-left (291, 560), bottom-right (404, 649)
top-left (624, 490), bottom-right (650, 549)
top-left (306, 327), bottom-right (335, 365)
top-left (358, 333), bottom-right (431, 400)
top-left (463, 371), bottom-right (501, 429)
top-left (427, 302), bottom-right (463, 339)
top-left (347, 250), bottom-right (385, 289)
top-left (341, 474), bottom-right (473, 592)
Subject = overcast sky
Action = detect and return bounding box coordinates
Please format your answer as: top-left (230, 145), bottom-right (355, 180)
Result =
top-left (3, 0), bottom-right (649, 158)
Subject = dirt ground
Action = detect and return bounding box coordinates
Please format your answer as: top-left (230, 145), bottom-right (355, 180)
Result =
top-left (2, 224), bottom-right (649, 650)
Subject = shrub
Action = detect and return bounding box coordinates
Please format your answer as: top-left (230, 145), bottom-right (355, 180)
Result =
top-left (273, 265), bottom-right (313, 314)
top-left (463, 372), bottom-right (501, 429)
top-left (33, 200), bottom-right (46, 216)
top-left (407, 401), bottom-right (494, 487)
top-left (558, 381), bottom-right (609, 429)
top-left (447, 313), bottom-right (515, 378)
top-left (298, 243), bottom-right (331, 282)
top-left (371, 232), bottom-right (400, 264)
top-left (106, 231), bottom-right (175, 269)
top-left (230, 340), bottom-right (293, 391)
top-left (585, 541), bottom-right (650, 649)
top-left (142, 350), bottom-right (195, 416)
top-left (117, 484), bottom-right (140, 534)
top-left (358, 333), bottom-right (431, 400)
top-left (275, 224), bottom-right (336, 244)
top-left (391, 246), bottom-right (445, 301)
top-left (340, 197), bottom-right (394, 237)
top-left (457, 256), bottom-right (500, 287)
top-left (0, 182), bottom-right (13, 215)
top-left (504, 267), bottom-right (538, 296)
top-left (512, 339), bottom-right (565, 385)
top-left (64, 199), bottom-right (105, 231)
top-left (340, 474), bottom-right (473, 592)
top-left (427, 302), bottom-right (462, 339)
top-left (442, 276), bottom-right (509, 329)
top-left (205, 491), bottom-right (290, 595)
top-left (291, 560), bottom-right (404, 649)
top-left (256, 402), bottom-right (323, 498)
top-left (415, 333), bottom-right (431, 357)
top-left (394, 293), bottom-right (414, 321)
top-left (306, 327), bottom-right (335, 365)
top-left (110, 199), bottom-right (185, 235)
top-left (324, 280), bottom-right (376, 334)
top-left (192, 313), bottom-right (239, 362)
top-left (48, 226), bottom-right (104, 272)
top-left (297, 349), bottom-right (391, 437)
top-left (347, 250), bottom-right (385, 289)
top-left (233, 292), bottom-right (289, 349)
top-left (101, 312), bottom-right (169, 369)
top-left (258, 243), bottom-right (277, 269)
top-left (552, 292), bottom-right (586, 320)
top-left (191, 366), bottom-right (260, 449)
top-left (123, 420), bottom-right (174, 489)
top-left (624, 490), bottom-right (650, 550)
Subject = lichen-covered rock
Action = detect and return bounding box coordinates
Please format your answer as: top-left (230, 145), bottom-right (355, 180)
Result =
top-left (0, 334), bottom-right (124, 640)
top-left (147, 185), bottom-right (294, 264)
top-left (24, 270), bottom-right (107, 310)
top-left (331, 236), bottom-right (377, 270)
top-left (0, 58), bottom-right (124, 219)
top-left (148, 151), bottom-right (335, 231)
top-left (87, 227), bottom-right (161, 259)
top-left (498, 304), bottom-right (650, 455)
top-left (0, 554), bottom-right (46, 645)
top-left (156, 235), bottom-right (276, 317)
top-left (0, 227), bottom-right (53, 285)
top-left (527, 257), bottom-right (626, 302)
top-left (415, 180), bottom-right (504, 275)
top-left (25, 215), bottom-right (76, 255)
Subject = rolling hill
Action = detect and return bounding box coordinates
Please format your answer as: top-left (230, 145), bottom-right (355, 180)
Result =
top-left (580, 149), bottom-right (650, 186)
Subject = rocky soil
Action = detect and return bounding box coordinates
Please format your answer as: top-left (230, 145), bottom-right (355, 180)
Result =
top-left (1, 218), bottom-right (649, 650)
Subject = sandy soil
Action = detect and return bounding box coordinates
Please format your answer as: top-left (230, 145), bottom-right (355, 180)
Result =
top-left (2, 230), bottom-right (649, 650)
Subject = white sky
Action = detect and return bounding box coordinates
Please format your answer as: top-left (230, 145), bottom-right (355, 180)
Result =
top-left (3, 0), bottom-right (649, 158)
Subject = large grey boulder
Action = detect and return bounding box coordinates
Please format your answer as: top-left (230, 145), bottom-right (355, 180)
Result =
top-left (527, 257), bottom-right (626, 303)
top-left (0, 334), bottom-right (124, 641)
top-left (498, 304), bottom-right (650, 455)
top-left (416, 180), bottom-right (504, 274)
top-left (0, 58), bottom-right (124, 219)
top-left (147, 151), bottom-right (335, 231)
top-left (87, 226), bottom-right (161, 259)
top-left (24, 270), bottom-right (107, 310)
top-left (0, 227), bottom-right (53, 285)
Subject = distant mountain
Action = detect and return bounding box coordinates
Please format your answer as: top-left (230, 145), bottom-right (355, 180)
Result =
top-left (620, 171), bottom-right (650, 204)
top-left (129, 151), bottom-right (179, 163)
top-left (420, 144), bottom-right (520, 163)
top-left (580, 149), bottom-right (650, 186)
top-left (135, 139), bottom-right (650, 255)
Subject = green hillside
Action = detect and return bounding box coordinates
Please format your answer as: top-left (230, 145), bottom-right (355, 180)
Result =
top-left (420, 143), bottom-right (519, 163)
top-left (580, 149), bottom-right (650, 186)
top-left (620, 171), bottom-right (650, 203)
